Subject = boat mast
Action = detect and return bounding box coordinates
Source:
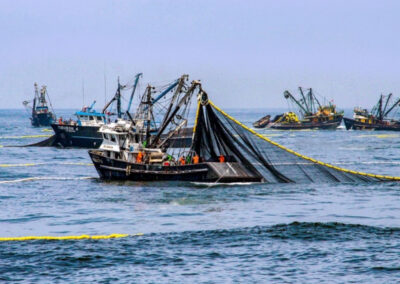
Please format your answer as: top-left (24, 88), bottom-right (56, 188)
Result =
top-left (309, 88), bottom-right (322, 112)
top-left (117, 77), bottom-right (122, 118)
top-left (126, 73), bottom-right (143, 115)
top-left (32, 83), bottom-right (38, 115)
top-left (376, 95), bottom-right (384, 120)
top-left (298, 87), bottom-right (311, 114)
top-left (40, 85), bottom-right (47, 107)
top-left (381, 93), bottom-right (392, 118)
top-left (145, 85), bottom-right (152, 145)
top-left (102, 77), bottom-right (122, 117)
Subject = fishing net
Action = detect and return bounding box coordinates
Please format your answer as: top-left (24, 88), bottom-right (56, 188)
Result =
top-left (191, 100), bottom-right (400, 183)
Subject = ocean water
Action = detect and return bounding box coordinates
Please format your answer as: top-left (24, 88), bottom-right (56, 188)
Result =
top-left (1, 109), bottom-right (400, 283)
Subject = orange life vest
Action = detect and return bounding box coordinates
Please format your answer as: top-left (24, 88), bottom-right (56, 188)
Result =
top-left (137, 152), bottom-right (143, 163)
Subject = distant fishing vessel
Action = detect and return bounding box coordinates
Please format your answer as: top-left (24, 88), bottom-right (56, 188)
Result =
top-left (253, 87), bottom-right (343, 130)
top-left (23, 83), bottom-right (56, 127)
top-left (343, 94), bottom-right (400, 131)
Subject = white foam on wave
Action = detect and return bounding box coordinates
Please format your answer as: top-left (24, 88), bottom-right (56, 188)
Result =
top-left (0, 176), bottom-right (96, 184)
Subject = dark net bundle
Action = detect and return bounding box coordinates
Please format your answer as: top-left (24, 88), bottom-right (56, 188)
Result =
top-left (191, 102), bottom-right (399, 183)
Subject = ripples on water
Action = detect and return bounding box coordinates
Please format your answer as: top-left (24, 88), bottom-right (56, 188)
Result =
top-left (1, 109), bottom-right (400, 282)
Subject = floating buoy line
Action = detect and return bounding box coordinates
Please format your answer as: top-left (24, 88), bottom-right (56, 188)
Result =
top-left (0, 134), bottom-right (52, 139)
top-left (0, 233), bottom-right (143, 242)
top-left (0, 162), bottom-right (92, 168)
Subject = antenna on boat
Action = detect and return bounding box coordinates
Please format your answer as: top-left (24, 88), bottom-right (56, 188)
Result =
top-left (104, 63), bottom-right (107, 105)
top-left (82, 79), bottom-right (85, 106)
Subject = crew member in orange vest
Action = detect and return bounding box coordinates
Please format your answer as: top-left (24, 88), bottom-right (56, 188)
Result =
top-left (219, 155), bottom-right (225, 163)
top-left (193, 155), bottom-right (199, 164)
top-left (137, 151), bottom-right (143, 163)
top-left (179, 156), bottom-right (186, 165)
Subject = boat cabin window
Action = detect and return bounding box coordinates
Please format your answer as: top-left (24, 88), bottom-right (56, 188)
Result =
top-left (97, 116), bottom-right (103, 121)
top-left (110, 134), bottom-right (116, 142)
top-left (89, 116), bottom-right (94, 121)
top-left (103, 133), bottom-right (109, 140)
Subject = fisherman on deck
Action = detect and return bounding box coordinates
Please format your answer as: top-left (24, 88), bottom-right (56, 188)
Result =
top-left (137, 151), bottom-right (143, 163)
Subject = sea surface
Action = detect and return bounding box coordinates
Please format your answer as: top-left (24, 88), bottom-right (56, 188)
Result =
top-left (1, 109), bottom-right (400, 283)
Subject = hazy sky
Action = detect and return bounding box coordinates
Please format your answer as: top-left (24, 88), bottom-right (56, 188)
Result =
top-left (1, 0), bottom-right (399, 109)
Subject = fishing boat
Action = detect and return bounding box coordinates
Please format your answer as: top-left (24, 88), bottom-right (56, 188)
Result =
top-left (343, 94), bottom-right (400, 131)
top-left (89, 78), bottom-right (398, 184)
top-left (254, 87), bottom-right (343, 130)
top-left (51, 100), bottom-right (107, 148)
top-left (51, 74), bottom-right (143, 148)
top-left (23, 83), bottom-right (56, 127)
top-left (89, 80), bottom-right (262, 182)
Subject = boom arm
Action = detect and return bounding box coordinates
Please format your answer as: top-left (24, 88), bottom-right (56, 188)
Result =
top-left (284, 90), bottom-right (308, 115)
top-left (149, 80), bottom-right (200, 147)
top-left (102, 79), bottom-right (122, 117)
top-left (152, 80), bottom-right (179, 105)
top-left (89, 100), bottom-right (96, 110)
top-left (126, 73), bottom-right (143, 114)
top-left (384, 97), bottom-right (400, 117)
top-left (382, 93), bottom-right (392, 118)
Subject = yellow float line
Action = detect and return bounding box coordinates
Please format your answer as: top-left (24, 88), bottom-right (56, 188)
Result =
top-left (0, 233), bottom-right (143, 242)
top-left (0, 162), bottom-right (92, 168)
top-left (0, 134), bottom-right (52, 139)
top-left (0, 163), bottom-right (39, 167)
top-left (208, 100), bottom-right (400, 181)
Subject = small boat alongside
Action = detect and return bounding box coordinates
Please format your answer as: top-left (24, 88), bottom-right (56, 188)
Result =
top-left (343, 94), bottom-right (400, 131)
top-left (23, 83), bottom-right (56, 127)
top-left (253, 115), bottom-right (270, 128)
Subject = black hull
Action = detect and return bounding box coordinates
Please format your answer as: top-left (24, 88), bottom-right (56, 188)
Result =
top-left (89, 150), bottom-right (262, 183)
top-left (269, 117), bottom-right (343, 130)
top-left (31, 112), bottom-right (55, 127)
top-left (343, 117), bottom-right (400, 131)
top-left (51, 124), bottom-right (102, 148)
